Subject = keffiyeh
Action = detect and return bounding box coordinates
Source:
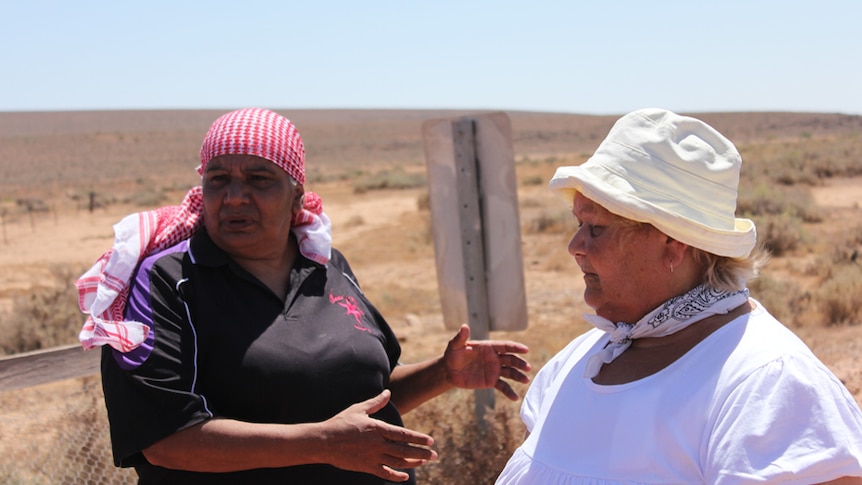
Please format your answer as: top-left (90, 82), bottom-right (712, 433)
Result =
top-left (582, 285), bottom-right (750, 378)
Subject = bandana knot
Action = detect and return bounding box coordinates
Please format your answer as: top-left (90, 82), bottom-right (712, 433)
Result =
top-left (608, 322), bottom-right (635, 345)
top-left (582, 285), bottom-right (749, 379)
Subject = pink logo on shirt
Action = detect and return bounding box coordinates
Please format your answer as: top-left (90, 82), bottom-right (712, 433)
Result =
top-left (329, 292), bottom-right (371, 332)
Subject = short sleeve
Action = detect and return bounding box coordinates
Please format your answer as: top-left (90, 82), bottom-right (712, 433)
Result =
top-left (101, 252), bottom-right (212, 467)
top-left (706, 353), bottom-right (862, 483)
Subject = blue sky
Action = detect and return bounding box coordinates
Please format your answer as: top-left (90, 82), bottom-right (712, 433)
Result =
top-left (2, 0), bottom-right (860, 115)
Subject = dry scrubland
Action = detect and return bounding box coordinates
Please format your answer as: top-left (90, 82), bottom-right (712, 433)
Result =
top-left (0, 109), bottom-right (861, 483)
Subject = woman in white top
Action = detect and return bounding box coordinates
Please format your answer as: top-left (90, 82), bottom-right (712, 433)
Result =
top-left (496, 108), bottom-right (862, 485)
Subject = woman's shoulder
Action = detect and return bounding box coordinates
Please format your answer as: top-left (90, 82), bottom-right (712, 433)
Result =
top-left (710, 300), bottom-right (843, 391)
top-left (326, 247), bottom-right (358, 280)
top-left (136, 239), bottom-right (191, 281)
top-left (734, 300), bottom-right (818, 360)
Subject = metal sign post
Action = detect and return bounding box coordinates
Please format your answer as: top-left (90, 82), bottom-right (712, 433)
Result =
top-left (451, 118), bottom-right (496, 419)
top-left (422, 112), bottom-right (528, 424)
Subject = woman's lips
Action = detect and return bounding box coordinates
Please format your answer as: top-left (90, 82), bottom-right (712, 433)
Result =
top-left (221, 215), bottom-right (254, 230)
top-left (579, 265), bottom-right (598, 282)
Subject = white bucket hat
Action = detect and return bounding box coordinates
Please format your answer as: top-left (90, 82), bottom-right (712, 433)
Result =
top-left (549, 108), bottom-right (756, 258)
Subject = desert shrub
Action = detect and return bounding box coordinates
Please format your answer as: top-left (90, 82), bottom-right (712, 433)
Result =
top-left (748, 274), bottom-right (810, 327)
top-left (16, 198), bottom-right (49, 212)
top-left (518, 197), bottom-right (545, 209)
top-left (353, 168), bottom-right (426, 193)
top-left (307, 167), bottom-right (368, 184)
top-left (124, 187), bottom-right (167, 207)
top-left (0, 265), bottom-right (83, 355)
top-left (737, 183), bottom-right (823, 256)
top-left (825, 231), bottom-right (862, 268)
top-left (739, 133), bottom-right (862, 186)
top-left (816, 265), bottom-right (862, 325)
top-left (406, 389), bottom-right (524, 484)
top-left (737, 183), bottom-right (822, 223)
top-left (527, 209), bottom-right (573, 234)
top-left (520, 175), bottom-right (544, 186)
top-left (751, 213), bottom-right (805, 257)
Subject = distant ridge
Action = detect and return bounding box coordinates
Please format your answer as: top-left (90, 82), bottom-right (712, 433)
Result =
top-left (1, 110), bottom-right (860, 197)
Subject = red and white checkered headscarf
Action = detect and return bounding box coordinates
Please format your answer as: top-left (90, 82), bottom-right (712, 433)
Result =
top-left (76, 108), bottom-right (332, 352)
top-left (198, 107), bottom-right (306, 184)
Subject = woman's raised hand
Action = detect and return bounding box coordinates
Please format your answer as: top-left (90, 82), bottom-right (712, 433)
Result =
top-left (443, 324), bottom-right (531, 400)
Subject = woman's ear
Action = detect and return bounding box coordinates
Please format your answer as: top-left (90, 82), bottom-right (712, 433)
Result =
top-left (292, 183), bottom-right (305, 215)
top-left (664, 237), bottom-right (689, 273)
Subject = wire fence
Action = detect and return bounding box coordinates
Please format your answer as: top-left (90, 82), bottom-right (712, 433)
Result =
top-left (0, 375), bottom-right (136, 484)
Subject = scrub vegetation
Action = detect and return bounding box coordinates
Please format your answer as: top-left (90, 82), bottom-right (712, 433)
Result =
top-left (0, 110), bottom-right (860, 483)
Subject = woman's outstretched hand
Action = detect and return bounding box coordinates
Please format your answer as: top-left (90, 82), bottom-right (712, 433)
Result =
top-left (443, 324), bottom-right (531, 400)
top-left (320, 390), bottom-right (437, 482)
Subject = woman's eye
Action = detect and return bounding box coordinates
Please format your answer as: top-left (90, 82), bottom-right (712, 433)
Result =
top-left (249, 175), bottom-right (274, 185)
top-left (578, 222), bottom-right (604, 237)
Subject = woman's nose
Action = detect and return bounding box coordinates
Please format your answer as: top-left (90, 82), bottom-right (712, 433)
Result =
top-left (568, 226), bottom-right (585, 257)
top-left (224, 180), bottom-right (247, 204)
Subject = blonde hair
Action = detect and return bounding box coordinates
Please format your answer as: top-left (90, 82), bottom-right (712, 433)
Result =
top-left (690, 244), bottom-right (769, 292)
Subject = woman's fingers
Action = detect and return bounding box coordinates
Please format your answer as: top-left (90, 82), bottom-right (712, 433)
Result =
top-left (359, 389), bottom-right (393, 415)
top-left (379, 420), bottom-right (435, 449)
top-left (499, 354), bottom-right (532, 378)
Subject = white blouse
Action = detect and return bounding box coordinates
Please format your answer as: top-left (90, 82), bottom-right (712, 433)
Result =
top-left (496, 304), bottom-right (862, 484)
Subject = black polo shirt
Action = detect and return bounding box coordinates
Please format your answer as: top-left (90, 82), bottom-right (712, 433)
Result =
top-left (101, 230), bottom-right (411, 484)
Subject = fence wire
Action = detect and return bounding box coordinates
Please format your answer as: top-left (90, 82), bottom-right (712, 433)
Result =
top-left (0, 375), bottom-right (136, 484)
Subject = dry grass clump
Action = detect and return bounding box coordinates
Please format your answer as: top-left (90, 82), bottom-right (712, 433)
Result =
top-left (526, 209), bottom-right (571, 234)
top-left (737, 184), bottom-right (821, 256)
top-left (807, 225), bottom-right (862, 325)
top-left (307, 167), bottom-right (368, 184)
top-left (739, 133), bottom-right (862, 185)
top-left (748, 275), bottom-right (811, 326)
top-left (353, 167), bottom-right (427, 194)
top-left (0, 264), bottom-right (83, 356)
top-left (737, 183), bottom-right (823, 223)
top-left (751, 213), bottom-right (806, 256)
top-left (405, 389), bottom-right (524, 484)
top-left (817, 265), bottom-right (862, 325)
top-left (754, 223), bottom-right (862, 327)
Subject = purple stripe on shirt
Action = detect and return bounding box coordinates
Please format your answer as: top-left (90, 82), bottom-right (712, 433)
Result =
top-left (113, 240), bottom-right (190, 370)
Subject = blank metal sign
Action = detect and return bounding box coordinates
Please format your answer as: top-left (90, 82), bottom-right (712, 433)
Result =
top-left (422, 112), bottom-right (527, 332)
